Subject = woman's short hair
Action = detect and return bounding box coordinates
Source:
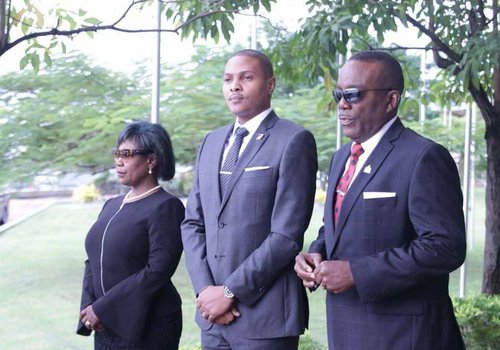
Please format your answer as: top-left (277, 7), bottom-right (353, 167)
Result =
top-left (117, 121), bottom-right (176, 181)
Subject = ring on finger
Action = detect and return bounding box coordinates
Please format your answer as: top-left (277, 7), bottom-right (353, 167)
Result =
top-left (85, 320), bottom-right (91, 328)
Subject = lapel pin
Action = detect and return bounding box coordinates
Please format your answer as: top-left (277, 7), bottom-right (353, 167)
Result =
top-left (363, 165), bottom-right (372, 174)
top-left (256, 133), bottom-right (265, 140)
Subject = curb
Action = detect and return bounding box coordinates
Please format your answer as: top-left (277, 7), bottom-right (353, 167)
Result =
top-left (0, 201), bottom-right (57, 235)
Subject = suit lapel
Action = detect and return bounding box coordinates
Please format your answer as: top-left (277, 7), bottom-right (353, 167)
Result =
top-left (218, 112), bottom-right (278, 215)
top-left (329, 119), bottom-right (405, 256)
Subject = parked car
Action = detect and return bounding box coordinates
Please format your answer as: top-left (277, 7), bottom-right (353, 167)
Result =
top-left (0, 194), bottom-right (9, 225)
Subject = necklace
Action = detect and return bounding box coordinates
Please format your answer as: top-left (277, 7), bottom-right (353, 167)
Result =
top-left (123, 185), bottom-right (161, 204)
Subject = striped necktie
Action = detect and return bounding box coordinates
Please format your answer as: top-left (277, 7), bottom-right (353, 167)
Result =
top-left (219, 127), bottom-right (249, 196)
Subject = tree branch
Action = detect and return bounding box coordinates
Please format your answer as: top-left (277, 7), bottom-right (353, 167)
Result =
top-left (0, 25), bottom-right (172, 56)
top-left (405, 13), bottom-right (462, 64)
top-left (110, 0), bottom-right (147, 27)
top-left (370, 44), bottom-right (433, 52)
top-left (172, 9), bottom-right (240, 32)
top-left (0, 5), bottom-right (241, 57)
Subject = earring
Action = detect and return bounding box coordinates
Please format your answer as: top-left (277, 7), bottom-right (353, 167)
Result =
top-left (148, 168), bottom-right (153, 175)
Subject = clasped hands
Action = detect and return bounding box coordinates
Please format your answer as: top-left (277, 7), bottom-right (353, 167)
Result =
top-left (196, 286), bottom-right (240, 325)
top-left (294, 253), bottom-right (354, 294)
top-left (80, 305), bottom-right (104, 332)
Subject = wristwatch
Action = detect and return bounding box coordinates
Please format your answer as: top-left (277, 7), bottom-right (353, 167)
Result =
top-left (223, 285), bottom-right (235, 299)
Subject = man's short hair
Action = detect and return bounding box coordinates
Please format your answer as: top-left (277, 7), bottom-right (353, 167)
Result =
top-left (349, 51), bottom-right (404, 94)
top-left (231, 49), bottom-right (274, 79)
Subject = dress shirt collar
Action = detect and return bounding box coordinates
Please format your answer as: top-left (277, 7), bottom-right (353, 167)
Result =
top-left (231, 108), bottom-right (272, 139)
top-left (358, 116), bottom-right (398, 157)
top-left (342, 116), bottom-right (398, 188)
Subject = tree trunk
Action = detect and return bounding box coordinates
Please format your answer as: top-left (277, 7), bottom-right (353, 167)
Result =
top-left (0, 0), bottom-right (6, 49)
top-left (481, 60), bottom-right (500, 294)
top-left (483, 127), bottom-right (500, 294)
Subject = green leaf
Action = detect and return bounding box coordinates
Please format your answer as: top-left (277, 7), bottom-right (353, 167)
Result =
top-left (84, 17), bottom-right (102, 26)
top-left (397, 4), bottom-right (408, 27)
top-left (165, 7), bottom-right (174, 19)
top-left (261, 0), bottom-right (272, 12)
top-left (30, 53), bottom-right (40, 72)
top-left (43, 51), bottom-right (52, 67)
top-left (19, 55), bottom-right (30, 70)
top-left (21, 22), bottom-right (29, 35)
top-left (64, 15), bottom-right (77, 30)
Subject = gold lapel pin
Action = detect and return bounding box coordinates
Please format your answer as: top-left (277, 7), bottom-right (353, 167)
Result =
top-left (256, 134), bottom-right (265, 140)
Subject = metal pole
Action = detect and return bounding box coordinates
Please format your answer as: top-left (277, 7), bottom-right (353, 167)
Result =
top-left (470, 104), bottom-right (477, 249)
top-left (459, 103), bottom-right (472, 297)
top-left (151, 0), bottom-right (162, 124)
top-left (336, 51), bottom-right (344, 151)
top-left (419, 51), bottom-right (426, 124)
top-left (251, 15), bottom-right (257, 49)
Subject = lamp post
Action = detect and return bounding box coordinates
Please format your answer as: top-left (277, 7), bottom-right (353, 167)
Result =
top-left (151, 0), bottom-right (162, 124)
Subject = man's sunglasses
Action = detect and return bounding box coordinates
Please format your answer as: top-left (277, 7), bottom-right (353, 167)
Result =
top-left (332, 88), bottom-right (394, 103)
top-left (112, 148), bottom-right (153, 160)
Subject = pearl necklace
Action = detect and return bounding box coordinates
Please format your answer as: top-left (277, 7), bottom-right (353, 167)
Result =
top-left (123, 185), bottom-right (161, 204)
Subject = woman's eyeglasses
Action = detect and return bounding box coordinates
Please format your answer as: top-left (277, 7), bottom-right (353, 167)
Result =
top-left (112, 148), bottom-right (152, 160)
top-left (332, 88), bottom-right (394, 103)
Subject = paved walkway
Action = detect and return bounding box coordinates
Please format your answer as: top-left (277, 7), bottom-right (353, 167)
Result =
top-left (0, 197), bottom-right (63, 233)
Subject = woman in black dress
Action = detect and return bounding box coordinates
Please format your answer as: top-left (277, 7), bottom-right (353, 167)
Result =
top-left (77, 121), bottom-right (184, 349)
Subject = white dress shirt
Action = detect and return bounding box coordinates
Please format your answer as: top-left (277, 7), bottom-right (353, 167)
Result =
top-left (221, 108), bottom-right (272, 165)
top-left (343, 116), bottom-right (398, 189)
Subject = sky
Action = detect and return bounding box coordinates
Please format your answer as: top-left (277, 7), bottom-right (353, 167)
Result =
top-left (1, 0), bottom-right (311, 74)
top-left (1, 1), bottom-right (428, 75)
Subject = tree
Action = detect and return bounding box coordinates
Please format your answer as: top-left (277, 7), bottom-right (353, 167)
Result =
top-left (0, 52), bottom-right (151, 185)
top-left (0, 47), bottom-right (239, 188)
top-left (158, 46), bottom-right (234, 165)
top-left (0, 0), bottom-right (276, 71)
top-left (271, 0), bottom-right (500, 294)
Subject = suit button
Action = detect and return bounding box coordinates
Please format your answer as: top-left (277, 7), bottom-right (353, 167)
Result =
top-left (218, 223), bottom-right (225, 228)
top-left (214, 255), bottom-right (218, 259)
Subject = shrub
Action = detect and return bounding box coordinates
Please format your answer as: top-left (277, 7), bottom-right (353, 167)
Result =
top-left (315, 189), bottom-right (326, 206)
top-left (72, 184), bottom-right (101, 203)
top-left (453, 294), bottom-right (500, 350)
top-left (300, 331), bottom-right (327, 350)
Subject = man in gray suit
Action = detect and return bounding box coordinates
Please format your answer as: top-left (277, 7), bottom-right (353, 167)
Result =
top-left (182, 49), bottom-right (318, 349)
top-left (295, 51), bottom-right (466, 349)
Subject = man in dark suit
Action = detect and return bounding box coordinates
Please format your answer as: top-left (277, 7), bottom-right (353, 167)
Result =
top-left (295, 51), bottom-right (466, 349)
top-left (182, 49), bottom-right (318, 349)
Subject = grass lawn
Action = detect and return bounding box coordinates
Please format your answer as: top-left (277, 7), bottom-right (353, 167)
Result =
top-left (0, 187), bottom-right (485, 349)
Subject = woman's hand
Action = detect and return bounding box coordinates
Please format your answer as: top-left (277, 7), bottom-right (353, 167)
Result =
top-left (80, 305), bottom-right (104, 332)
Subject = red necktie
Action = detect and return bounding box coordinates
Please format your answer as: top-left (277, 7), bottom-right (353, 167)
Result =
top-left (334, 143), bottom-right (364, 225)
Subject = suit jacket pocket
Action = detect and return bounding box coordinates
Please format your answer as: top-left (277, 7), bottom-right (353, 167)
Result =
top-left (367, 298), bottom-right (423, 315)
top-left (362, 196), bottom-right (397, 208)
top-left (242, 166), bottom-right (273, 178)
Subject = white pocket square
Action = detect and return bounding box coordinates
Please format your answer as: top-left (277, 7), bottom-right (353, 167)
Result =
top-left (363, 192), bottom-right (396, 199)
top-left (244, 166), bottom-right (271, 172)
